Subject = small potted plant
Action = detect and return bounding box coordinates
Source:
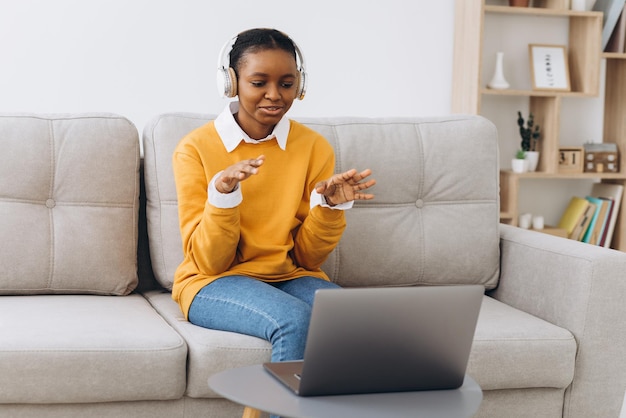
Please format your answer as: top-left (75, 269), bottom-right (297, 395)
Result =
top-left (517, 111), bottom-right (541, 171)
top-left (512, 149), bottom-right (527, 173)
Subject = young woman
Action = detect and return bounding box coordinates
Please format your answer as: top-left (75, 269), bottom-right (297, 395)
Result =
top-left (172, 28), bottom-right (375, 362)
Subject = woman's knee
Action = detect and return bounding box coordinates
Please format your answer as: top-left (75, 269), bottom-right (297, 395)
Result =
top-left (270, 301), bottom-right (312, 361)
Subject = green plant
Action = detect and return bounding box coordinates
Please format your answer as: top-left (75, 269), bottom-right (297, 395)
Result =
top-left (515, 149), bottom-right (526, 159)
top-left (517, 111), bottom-right (541, 152)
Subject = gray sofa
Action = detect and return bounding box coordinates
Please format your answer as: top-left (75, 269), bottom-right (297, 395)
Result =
top-left (1, 112), bottom-right (626, 418)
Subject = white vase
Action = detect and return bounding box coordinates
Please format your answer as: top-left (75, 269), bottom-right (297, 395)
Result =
top-left (525, 151), bottom-right (540, 171)
top-left (532, 215), bottom-right (545, 230)
top-left (487, 52), bottom-right (510, 90)
top-left (518, 213), bottom-right (532, 229)
top-left (511, 158), bottom-right (527, 173)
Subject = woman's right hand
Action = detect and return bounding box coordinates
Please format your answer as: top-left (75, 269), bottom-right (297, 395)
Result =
top-left (216, 155), bottom-right (265, 193)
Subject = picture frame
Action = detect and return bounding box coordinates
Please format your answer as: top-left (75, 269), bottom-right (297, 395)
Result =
top-left (529, 44), bottom-right (571, 91)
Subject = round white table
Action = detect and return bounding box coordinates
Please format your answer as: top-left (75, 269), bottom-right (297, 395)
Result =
top-left (209, 364), bottom-right (483, 418)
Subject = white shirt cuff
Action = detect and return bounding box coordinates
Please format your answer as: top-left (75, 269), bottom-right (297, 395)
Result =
top-left (208, 171), bottom-right (243, 208)
top-left (310, 190), bottom-right (354, 210)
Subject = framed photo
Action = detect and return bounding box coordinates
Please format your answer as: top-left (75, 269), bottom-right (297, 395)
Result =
top-left (529, 44), bottom-right (571, 91)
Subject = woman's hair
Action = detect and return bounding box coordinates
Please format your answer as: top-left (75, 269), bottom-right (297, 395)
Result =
top-left (229, 28), bottom-right (297, 76)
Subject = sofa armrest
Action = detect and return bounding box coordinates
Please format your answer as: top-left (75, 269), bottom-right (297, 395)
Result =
top-left (492, 224), bottom-right (626, 418)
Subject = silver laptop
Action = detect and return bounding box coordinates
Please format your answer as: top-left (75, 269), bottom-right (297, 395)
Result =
top-left (263, 285), bottom-right (483, 397)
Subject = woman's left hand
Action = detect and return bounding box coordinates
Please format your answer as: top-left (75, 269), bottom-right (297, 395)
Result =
top-left (315, 168), bottom-right (376, 206)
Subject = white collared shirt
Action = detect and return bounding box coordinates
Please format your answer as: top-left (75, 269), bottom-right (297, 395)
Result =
top-left (214, 101), bottom-right (289, 152)
top-left (209, 101), bottom-right (352, 211)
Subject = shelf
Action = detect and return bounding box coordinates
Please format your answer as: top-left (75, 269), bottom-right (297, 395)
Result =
top-left (485, 5), bottom-right (602, 18)
top-left (482, 88), bottom-right (597, 98)
top-left (454, 0), bottom-right (626, 251)
top-left (603, 52), bottom-right (626, 59)
top-left (501, 170), bottom-right (626, 180)
top-left (453, 0), bottom-right (603, 112)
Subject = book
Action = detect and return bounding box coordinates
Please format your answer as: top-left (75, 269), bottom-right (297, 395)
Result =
top-left (574, 203), bottom-right (597, 241)
top-left (605, 4), bottom-right (626, 52)
top-left (557, 196), bottom-right (591, 237)
top-left (583, 196), bottom-right (608, 244)
top-left (597, 197), bottom-right (614, 246)
top-left (593, 0), bottom-right (626, 51)
top-left (590, 183), bottom-right (624, 248)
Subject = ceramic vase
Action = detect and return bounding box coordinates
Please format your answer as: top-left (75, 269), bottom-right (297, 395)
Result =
top-left (511, 158), bottom-right (527, 173)
top-left (487, 52), bottom-right (510, 90)
top-left (525, 151), bottom-right (540, 172)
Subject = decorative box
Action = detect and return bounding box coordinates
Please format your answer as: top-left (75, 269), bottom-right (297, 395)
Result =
top-left (558, 147), bottom-right (584, 173)
top-left (583, 143), bottom-right (619, 173)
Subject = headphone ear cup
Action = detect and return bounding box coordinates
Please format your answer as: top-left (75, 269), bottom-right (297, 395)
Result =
top-left (216, 67), bottom-right (238, 98)
top-left (216, 67), bottom-right (228, 98)
top-left (296, 70), bottom-right (307, 100)
top-left (226, 67), bottom-right (237, 98)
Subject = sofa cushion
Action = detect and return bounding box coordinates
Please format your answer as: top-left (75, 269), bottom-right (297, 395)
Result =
top-left (0, 294), bottom-right (187, 403)
top-left (300, 116), bottom-right (500, 288)
top-left (143, 113), bottom-right (208, 290)
top-left (0, 113), bottom-right (140, 295)
top-left (143, 113), bottom-right (500, 290)
top-left (469, 296), bottom-right (576, 390)
top-left (142, 289), bottom-right (271, 398)
top-left (144, 289), bottom-right (575, 399)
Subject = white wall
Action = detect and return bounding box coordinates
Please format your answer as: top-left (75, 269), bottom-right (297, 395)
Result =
top-left (0, 0), bottom-right (455, 133)
top-left (1, 0), bottom-right (606, 225)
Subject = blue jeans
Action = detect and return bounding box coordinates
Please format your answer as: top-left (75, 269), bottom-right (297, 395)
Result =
top-left (188, 275), bottom-right (341, 362)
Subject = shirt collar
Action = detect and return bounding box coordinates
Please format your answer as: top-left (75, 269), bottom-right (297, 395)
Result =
top-left (214, 101), bottom-right (289, 152)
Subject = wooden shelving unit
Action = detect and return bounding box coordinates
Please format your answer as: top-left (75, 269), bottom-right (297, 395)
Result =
top-left (452, 0), bottom-right (626, 251)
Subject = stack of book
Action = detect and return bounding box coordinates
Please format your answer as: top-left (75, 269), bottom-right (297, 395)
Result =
top-left (594, 0), bottom-right (626, 53)
top-left (557, 183), bottom-right (624, 247)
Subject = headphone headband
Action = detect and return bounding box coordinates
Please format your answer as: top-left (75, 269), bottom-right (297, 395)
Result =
top-left (216, 30), bottom-right (307, 100)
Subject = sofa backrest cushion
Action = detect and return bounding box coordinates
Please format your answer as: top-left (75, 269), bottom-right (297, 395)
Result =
top-left (143, 113), bottom-right (209, 290)
top-left (143, 113), bottom-right (500, 290)
top-left (0, 114), bottom-right (140, 295)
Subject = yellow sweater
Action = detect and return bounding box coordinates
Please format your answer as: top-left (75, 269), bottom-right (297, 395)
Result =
top-left (172, 120), bottom-right (346, 318)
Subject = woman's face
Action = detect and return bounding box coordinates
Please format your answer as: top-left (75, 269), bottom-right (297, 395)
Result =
top-left (235, 48), bottom-right (298, 140)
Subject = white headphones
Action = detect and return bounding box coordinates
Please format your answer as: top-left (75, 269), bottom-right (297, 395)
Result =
top-left (216, 31), bottom-right (307, 100)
